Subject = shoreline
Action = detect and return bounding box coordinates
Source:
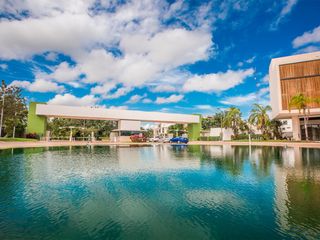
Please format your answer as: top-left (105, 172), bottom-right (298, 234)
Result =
top-left (1, 140), bottom-right (320, 150)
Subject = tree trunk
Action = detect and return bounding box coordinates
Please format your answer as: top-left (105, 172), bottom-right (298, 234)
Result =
top-left (12, 111), bottom-right (16, 138)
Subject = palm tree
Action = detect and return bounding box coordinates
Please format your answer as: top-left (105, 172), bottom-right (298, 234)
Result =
top-left (248, 104), bottom-right (272, 138)
top-left (288, 93), bottom-right (311, 141)
top-left (223, 107), bottom-right (242, 137)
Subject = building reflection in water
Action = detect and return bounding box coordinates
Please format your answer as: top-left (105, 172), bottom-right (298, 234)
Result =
top-left (196, 145), bottom-right (320, 238)
top-left (1, 145), bottom-right (320, 238)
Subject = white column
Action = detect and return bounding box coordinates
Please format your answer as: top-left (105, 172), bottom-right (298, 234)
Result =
top-left (292, 116), bottom-right (301, 141)
top-left (91, 131), bottom-right (95, 142)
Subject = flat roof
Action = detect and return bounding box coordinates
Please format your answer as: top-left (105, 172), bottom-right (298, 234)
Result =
top-left (270, 51), bottom-right (320, 66)
top-left (36, 104), bottom-right (200, 124)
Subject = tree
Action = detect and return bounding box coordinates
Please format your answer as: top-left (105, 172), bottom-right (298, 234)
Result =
top-left (248, 104), bottom-right (272, 138)
top-left (267, 119), bottom-right (283, 140)
top-left (168, 124), bottom-right (186, 137)
top-left (0, 80), bottom-right (27, 137)
top-left (201, 112), bottom-right (226, 130)
top-left (288, 93), bottom-right (311, 140)
top-left (47, 118), bottom-right (117, 140)
top-left (223, 107), bottom-right (242, 137)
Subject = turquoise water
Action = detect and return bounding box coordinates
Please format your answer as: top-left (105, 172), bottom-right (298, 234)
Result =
top-left (0, 145), bottom-right (320, 240)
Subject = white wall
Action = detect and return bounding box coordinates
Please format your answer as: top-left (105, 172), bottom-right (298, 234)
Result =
top-left (222, 128), bottom-right (233, 141)
top-left (208, 127), bottom-right (233, 140)
top-left (118, 120), bottom-right (141, 131)
top-left (209, 128), bottom-right (222, 137)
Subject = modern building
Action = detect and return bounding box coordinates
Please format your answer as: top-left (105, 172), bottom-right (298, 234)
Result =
top-left (269, 51), bottom-right (320, 141)
top-left (26, 102), bottom-right (201, 142)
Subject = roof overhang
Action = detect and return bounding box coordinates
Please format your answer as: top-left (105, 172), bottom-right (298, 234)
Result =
top-left (36, 104), bottom-right (200, 124)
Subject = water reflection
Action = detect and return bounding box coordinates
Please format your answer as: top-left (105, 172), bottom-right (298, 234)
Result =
top-left (0, 145), bottom-right (320, 239)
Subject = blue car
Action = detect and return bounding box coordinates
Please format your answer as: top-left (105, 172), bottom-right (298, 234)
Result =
top-left (170, 137), bottom-right (189, 144)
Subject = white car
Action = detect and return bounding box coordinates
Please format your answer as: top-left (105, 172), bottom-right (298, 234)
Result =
top-left (162, 138), bottom-right (171, 143)
top-left (148, 137), bottom-right (160, 142)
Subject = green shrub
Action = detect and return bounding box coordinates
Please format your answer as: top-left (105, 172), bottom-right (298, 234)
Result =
top-left (198, 136), bottom-right (221, 141)
top-left (231, 134), bottom-right (265, 140)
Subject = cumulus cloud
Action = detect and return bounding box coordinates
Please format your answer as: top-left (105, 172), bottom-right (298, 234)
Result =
top-left (155, 94), bottom-right (184, 104)
top-left (48, 93), bottom-right (98, 106)
top-left (183, 69), bottom-right (254, 93)
top-left (0, 0), bottom-right (217, 98)
top-left (36, 61), bottom-right (81, 87)
top-left (103, 87), bottom-right (132, 99)
top-left (151, 84), bottom-right (176, 93)
top-left (10, 79), bottom-right (64, 93)
top-left (0, 13), bottom-right (109, 59)
top-left (125, 94), bottom-right (147, 104)
top-left (292, 26), bottom-right (320, 48)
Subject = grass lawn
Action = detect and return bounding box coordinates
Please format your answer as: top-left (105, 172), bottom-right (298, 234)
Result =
top-left (0, 137), bottom-right (38, 142)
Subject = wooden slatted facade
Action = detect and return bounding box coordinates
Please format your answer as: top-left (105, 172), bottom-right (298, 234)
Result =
top-left (279, 60), bottom-right (320, 110)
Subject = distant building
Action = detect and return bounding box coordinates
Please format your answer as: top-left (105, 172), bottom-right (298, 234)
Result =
top-left (269, 51), bottom-right (320, 141)
top-left (280, 119), bottom-right (293, 139)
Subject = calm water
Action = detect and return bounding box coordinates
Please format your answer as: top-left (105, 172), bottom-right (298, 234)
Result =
top-left (0, 145), bottom-right (320, 240)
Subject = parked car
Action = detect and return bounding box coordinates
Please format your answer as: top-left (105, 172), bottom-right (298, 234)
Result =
top-left (162, 137), bottom-right (171, 143)
top-left (130, 134), bottom-right (147, 142)
top-left (169, 137), bottom-right (189, 144)
top-left (148, 137), bottom-right (160, 142)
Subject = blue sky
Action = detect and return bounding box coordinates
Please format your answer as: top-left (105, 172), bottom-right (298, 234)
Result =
top-left (0, 0), bottom-right (319, 118)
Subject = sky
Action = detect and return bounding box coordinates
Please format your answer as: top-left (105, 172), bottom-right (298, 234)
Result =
top-left (0, 0), bottom-right (320, 119)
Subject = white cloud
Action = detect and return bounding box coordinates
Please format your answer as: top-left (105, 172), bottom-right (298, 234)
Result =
top-left (183, 68), bottom-right (254, 93)
top-left (0, 64), bottom-right (8, 70)
top-left (151, 85), bottom-right (176, 93)
top-left (271, 0), bottom-right (299, 30)
top-left (0, 13), bottom-right (109, 59)
top-left (36, 61), bottom-right (81, 85)
top-left (0, 0), bottom-right (94, 18)
top-left (155, 94), bottom-right (184, 104)
top-left (48, 93), bottom-right (98, 106)
top-left (256, 74), bottom-right (269, 87)
top-left (292, 26), bottom-right (320, 48)
top-left (109, 105), bottom-right (128, 110)
top-left (90, 82), bottom-right (115, 95)
top-left (237, 56), bottom-right (256, 67)
top-left (295, 45), bottom-right (320, 54)
top-left (125, 94), bottom-right (147, 104)
top-left (220, 87), bottom-right (270, 106)
top-left (246, 56), bottom-right (255, 64)
top-left (142, 98), bottom-right (152, 103)
top-left (9, 80), bottom-right (30, 89)
top-left (103, 87), bottom-right (132, 99)
top-left (0, 0), bottom-right (216, 99)
top-left (220, 93), bottom-right (257, 106)
top-left (195, 105), bottom-right (215, 110)
top-left (10, 79), bottom-right (64, 93)
top-left (45, 52), bottom-right (58, 61)
top-left (137, 28), bottom-right (212, 68)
